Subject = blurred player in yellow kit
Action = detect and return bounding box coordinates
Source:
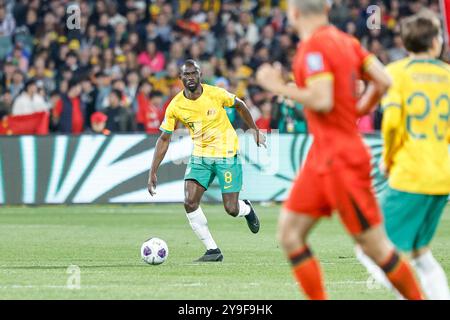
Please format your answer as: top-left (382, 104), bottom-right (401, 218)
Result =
top-left (356, 10), bottom-right (450, 299)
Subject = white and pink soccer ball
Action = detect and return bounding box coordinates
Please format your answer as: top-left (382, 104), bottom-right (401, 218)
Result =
top-left (140, 237), bottom-right (169, 265)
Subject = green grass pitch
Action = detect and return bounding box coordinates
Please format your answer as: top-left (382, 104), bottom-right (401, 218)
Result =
top-left (0, 204), bottom-right (449, 300)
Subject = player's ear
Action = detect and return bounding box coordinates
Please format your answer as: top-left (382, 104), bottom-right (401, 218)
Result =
top-left (292, 5), bottom-right (301, 20)
top-left (433, 34), bottom-right (444, 59)
top-left (297, 7), bottom-right (303, 20)
top-left (287, 6), bottom-right (299, 26)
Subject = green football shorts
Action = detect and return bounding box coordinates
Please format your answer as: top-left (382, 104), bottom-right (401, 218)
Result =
top-left (184, 155), bottom-right (243, 193)
top-left (381, 186), bottom-right (448, 252)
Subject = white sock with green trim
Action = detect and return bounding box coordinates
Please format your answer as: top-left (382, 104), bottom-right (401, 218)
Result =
top-left (186, 207), bottom-right (218, 250)
top-left (412, 251), bottom-right (450, 300)
top-left (237, 200), bottom-right (251, 217)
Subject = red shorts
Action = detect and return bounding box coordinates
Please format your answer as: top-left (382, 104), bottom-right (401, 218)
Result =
top-left (283, 160), bottom-right (382, 235)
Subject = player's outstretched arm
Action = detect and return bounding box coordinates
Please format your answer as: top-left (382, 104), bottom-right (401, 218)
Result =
top-left (235, 97), bottom-right (267, 148)
top-left (357, 58), bottom-right (392, 116)
top-left (148, 132), bottom-right (171, 196)
top-left (256, 63), bottom-right (333, 113)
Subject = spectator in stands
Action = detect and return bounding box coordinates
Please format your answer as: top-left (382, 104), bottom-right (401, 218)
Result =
top-left (136, 90), bottom-right (164, 134)
top-left (9, 42), bottom-right (29, 73)
top-left (137, 40), bottom-right (165, 73)
top-left (0, 4), bottom-right (15, 37)
top-left (168, 41), bottom-right (186, 67)
top-left (125, 70), bottom-right (140, 112)
top-left (253, 46), bottom-right (271, 69)
top-left (229, 54), bottom-right (253, 98)
top-left (217, 20), bottom-right (239, 59)
top-left (246, 95), bottom-right (262, 125)
top-left (52, 80), bottom-right (85, 134)
top-left (154, 11), bottom-right (173, 50)
top-left (255, 100), bottom-right (272, 132)
top-left (135, 80), bottom-right (152, 111)
top-left (88, 111), bottom-right (110, 135)
top-left (104, 89), bottom-right (135, 132)
top-left (81, 78), bottom-right (97, 129)
top-left (95, 72), bottom-right (112, 110)
top-left (388, 33), bottom-right (408, 62)
top-left (9, 69), bottom-right (24, 98)
top-left (240, 41), bottom-right (257, 70)
top-left (156, 61), bottom-right (183, 96)
top-left (28, 57), bottom-right (55, 93)
top-left (329, 0), bottom-right (350, 29)
top-left (183, 0), bottom-right (207, 24)
top-left (235, 11), bottom-right (259, 46)
top-left (112, 78), bottom-right (132, 108)
top-left (11, 78), bottom-right (49, 115)
top-left (0, 60), bottom-right (16, 93)
top-left (255, 24), bottom-right (280, 59)
top-left (0, 90), bottom-right (12, 117)
top-left (271, 91), bottom-right (307, 134)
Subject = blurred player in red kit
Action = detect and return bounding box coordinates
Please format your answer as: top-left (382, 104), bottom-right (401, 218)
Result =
top-left (257, 0), bottom-right (423, 300)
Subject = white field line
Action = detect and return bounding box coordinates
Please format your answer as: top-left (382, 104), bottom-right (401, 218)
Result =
top-left (0, 280), bottom-right (371, 290)
top-left (168, 282), bottom-right (205, 287)
top-left (0, 285), bottom-right (99, 289)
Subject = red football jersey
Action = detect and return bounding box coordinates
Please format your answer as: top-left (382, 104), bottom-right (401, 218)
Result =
top-left (292, 25), bottom-right (374, 172)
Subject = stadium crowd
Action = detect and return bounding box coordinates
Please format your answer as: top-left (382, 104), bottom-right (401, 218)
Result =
top-left (0, 0), bottom-right (447, 135)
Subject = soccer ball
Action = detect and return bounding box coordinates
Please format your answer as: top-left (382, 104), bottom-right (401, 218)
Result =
top-left (140, 237), bottom-right (169, 265)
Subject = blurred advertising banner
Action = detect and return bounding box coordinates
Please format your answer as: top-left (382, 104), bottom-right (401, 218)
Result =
top-left (0, 133), bottom-right (392, 205)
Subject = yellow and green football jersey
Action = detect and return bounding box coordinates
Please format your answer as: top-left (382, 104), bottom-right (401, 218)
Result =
top-left (381, 57), bottom-right (450, 195)
top-left (160, 84), bottom-right (239, 158)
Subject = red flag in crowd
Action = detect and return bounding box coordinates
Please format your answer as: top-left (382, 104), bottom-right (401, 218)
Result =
top-left (0, 111), bottom-right (49, 135)
top-left (441, 0), bottom-right (450, 48)
top-left (176, 19), bottom-right (202, 35)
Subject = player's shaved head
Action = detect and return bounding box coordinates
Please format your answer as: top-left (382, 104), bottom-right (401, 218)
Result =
top-left (180, 59), bottom-right (201, 73)
top-left (289, 0), bottom-right (328, 15)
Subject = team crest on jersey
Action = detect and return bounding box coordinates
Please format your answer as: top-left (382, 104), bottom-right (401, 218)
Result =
top-left (306, 53), bottom-right (324, 73)
top-left (207, 109), bottom-right (216, 116)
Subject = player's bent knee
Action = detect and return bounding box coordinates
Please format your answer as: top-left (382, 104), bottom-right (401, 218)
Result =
top-left (277, 230), bottom-right (288, 248)
top-left (184, 199), bottom-right (200, 213)
top-left (279, 231), bottom-right (302, 253)
top-left (277, 221), bottom-right (288, 244)
top-left (277, 218), bottom-right (292, 249)
top-left (224, 203), bottom-right (239, 217)
top-left (277, 224), bottom-right (302, 252)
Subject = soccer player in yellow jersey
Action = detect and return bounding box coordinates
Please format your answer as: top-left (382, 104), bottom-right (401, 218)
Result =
top-left (356, 11), bottom-right (450, 299)
top-left (147, 60), bottom-right (266, 262)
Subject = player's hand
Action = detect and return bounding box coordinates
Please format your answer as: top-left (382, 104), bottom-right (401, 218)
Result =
top-left (256, 63), bottom-right (284, 94)
top-left (357, 80), bottom-right (366, 98)
top-left (379, 161), bottom-right (389, 178)
top-left (148, 172), bottom-right (157, 196)
top-left (254, 129), bottom-right (267, 148)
